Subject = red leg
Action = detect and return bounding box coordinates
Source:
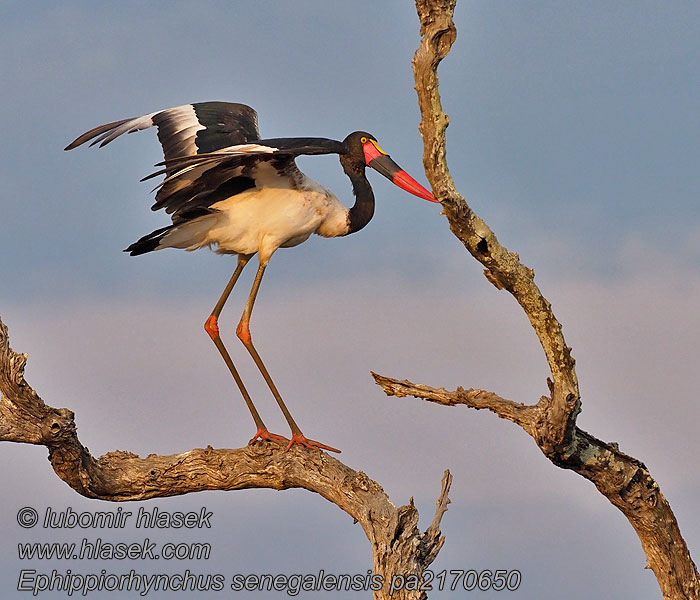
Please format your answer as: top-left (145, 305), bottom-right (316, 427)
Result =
top-left (236, 262), bottom-right (341, 453)
top-left (205, 255), bottom-right (284, 445)
top-left (204, 315), bottom-right (219, 340)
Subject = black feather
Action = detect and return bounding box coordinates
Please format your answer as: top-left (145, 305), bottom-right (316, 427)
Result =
top-left (123, 225), bottom-right (174, 256)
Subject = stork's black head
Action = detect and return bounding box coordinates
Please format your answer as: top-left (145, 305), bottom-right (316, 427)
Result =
top-left (341, 131), bottom-right (378, 164)
top-left (341, 131), bottom-right (436, 202)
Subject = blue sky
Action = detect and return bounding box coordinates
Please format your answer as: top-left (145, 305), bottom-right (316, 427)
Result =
top-left (1, 2), bottom-right (698, 599)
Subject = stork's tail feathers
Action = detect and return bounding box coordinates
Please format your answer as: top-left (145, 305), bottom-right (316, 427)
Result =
top-left (124, 225), bottom-right (175, 256)
top-left (125, 212), bottom-right (222, 256)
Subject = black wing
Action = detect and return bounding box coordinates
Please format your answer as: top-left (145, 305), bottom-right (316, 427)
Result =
top-left (145, 137), bottom-right (346, 221)
top-left (65, 101), bottom-right (260, 160)
top-left (66, 102), bottom-right (344, 223)
top-left (66, 101), bottom-right (261, 219)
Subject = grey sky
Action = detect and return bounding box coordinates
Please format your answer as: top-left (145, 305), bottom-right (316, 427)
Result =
top-left (1, 2), bottom-right (698, 599)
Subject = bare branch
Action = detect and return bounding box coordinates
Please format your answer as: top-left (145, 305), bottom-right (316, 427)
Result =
top-left (371, 372), bottom-right (536, 432)
top-left (0, 316), bottom-right (448, 600)
top-left (370, 2), bottom-right (700, 598)
top-left (422, 470), bottom-right (452, 566)
top-left (412, 0), bottom-right (579, 453)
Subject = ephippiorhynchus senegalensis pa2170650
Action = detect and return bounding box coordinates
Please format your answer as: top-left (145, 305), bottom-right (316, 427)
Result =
top-left (65, 101), bottom-right (437, 453)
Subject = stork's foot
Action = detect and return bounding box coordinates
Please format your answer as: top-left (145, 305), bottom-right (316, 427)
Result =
top-left (286, 433), bottom-right (341, 453)
top-left (248, 428), bottom-right (288, 446)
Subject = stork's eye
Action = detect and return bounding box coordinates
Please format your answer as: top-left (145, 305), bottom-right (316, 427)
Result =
top-left (360, 136), bottom-right (367, 144)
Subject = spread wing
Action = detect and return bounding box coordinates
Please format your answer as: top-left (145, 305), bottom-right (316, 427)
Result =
top-left (143, 137), bottom-right (346, 221)
top-left (65, 101), bottom-right (260, 160)
top-left (66, 102), bottom-right (344, 223)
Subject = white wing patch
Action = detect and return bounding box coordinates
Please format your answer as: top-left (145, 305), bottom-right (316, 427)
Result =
top-left (154, 104), bottom-right (206, 157)
top-left (218, 143), bottom-right (279, 155)
top-left (148, 143), bottom-right (280, 191)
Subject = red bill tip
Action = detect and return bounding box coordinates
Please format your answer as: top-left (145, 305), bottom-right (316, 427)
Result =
top-left (392, 170), bottom-right (438, 202)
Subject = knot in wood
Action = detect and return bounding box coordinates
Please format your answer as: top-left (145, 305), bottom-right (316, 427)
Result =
top-left (352, 471), bottom-right (371, 492)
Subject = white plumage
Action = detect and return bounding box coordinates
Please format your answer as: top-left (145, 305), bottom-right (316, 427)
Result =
top-left (164, 177), bottom-right (346, 264)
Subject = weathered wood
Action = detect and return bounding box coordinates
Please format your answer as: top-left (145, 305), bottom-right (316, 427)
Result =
top-left (0, 316), bottom-right (450, 600)
top-left (370, 2), bottom-right (699, 598)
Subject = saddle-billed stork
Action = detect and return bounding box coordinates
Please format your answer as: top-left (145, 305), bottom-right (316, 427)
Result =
top-left (66, 101), bottom-right (436, 453)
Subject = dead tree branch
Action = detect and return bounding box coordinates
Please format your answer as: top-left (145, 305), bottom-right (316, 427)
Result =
top-left (372, 1), bottom-right (700, 598)
top-left (0, 316), bottom-right (450, 600)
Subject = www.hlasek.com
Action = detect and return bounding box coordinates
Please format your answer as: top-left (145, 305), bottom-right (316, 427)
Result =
top-left (17, 570), bottom-right (522, 596)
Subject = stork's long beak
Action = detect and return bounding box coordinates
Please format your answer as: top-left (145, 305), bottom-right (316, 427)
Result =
top-left (363, 140), bottom-right (437, 202)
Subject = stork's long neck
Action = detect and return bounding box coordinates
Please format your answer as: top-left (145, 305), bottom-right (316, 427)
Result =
top-left (343, 161), bottom-right (375, 235)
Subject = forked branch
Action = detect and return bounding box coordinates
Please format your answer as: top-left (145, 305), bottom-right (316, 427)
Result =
top-left (371, 2), bottom-right (700, 598)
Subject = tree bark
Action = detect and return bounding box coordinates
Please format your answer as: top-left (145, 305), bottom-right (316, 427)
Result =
top-left (0, 315), bottom-right (450, 600)
top-left (372, 2), bottom-right (699, 598)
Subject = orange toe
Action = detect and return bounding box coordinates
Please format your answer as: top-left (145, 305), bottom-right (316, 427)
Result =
top-left (248, 428), bottom-right (288, 446)
top-left (286, 433), bottom-right (341, 453)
